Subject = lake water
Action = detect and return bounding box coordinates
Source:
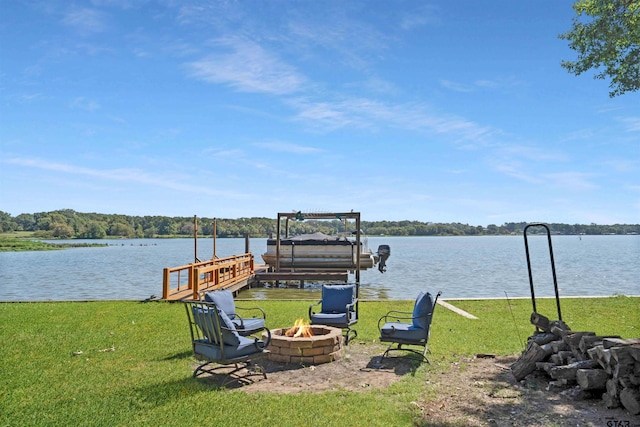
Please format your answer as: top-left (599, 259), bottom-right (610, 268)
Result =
top-left (0, 235), bottom-right (638, 301)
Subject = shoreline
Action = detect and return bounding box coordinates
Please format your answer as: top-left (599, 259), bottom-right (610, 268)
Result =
top-left (2, 294), bottom-right (638, 304)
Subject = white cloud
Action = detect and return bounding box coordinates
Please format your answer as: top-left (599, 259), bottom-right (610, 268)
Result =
top-left (252, 142), bottom-right (323, 154)
top-left (399, 5), bottom-right (441, 30)
top-left (620, 117), bottom-right (640, 132)
top-left (493, 163), bottom-right (542, 184)
top-left (4, 157), bottom-right (249, 199)
top-left (186, 38), bottom-right (306, 95)
top-left (289, 96), bottom-right (493, 144)
top-left (70, 97), bottom-right (101, 112)
top-left (62, 7), bottom-right (107, 34)
top-left (440, 80), bottom-right (474, 93)
top-left (544, 172), bottom-right (599, 191)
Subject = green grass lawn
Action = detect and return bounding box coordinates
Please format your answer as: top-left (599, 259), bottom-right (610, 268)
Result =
top-left (1, 297), bottom-right (637, 426)
top-left (0, 236), bottom-right (108, 252)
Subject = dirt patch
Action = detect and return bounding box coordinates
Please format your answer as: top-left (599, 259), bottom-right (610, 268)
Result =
top-left (418, 354), bottom-right (637, 427)
top-left (202, 342), bottom-right (416, 393)
top-left (199, 345), bottom-right (638, 426)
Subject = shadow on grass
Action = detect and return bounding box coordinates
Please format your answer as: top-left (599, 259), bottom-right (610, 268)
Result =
top-left (163, 350), bottom-right (192, 361)
top-left (362, 354), bottom-right (423, 376)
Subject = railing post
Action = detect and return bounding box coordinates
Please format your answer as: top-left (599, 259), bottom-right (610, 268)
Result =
top-left (192, 266), bottom-right (199, 299)
top-left (162, 268), bottom-right (171, 300)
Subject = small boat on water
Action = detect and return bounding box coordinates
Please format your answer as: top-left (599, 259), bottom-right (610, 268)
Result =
top-left (261, 231), bottom-right (389, 272)
top-left (261, 211), bottom-right (390, 273)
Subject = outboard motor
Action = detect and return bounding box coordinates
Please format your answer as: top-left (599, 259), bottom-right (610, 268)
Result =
top-left (377, 244), bottom-right (390, 273)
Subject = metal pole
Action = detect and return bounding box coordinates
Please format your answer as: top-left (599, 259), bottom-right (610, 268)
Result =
top-left (524, 223), bottom-right (562, 321)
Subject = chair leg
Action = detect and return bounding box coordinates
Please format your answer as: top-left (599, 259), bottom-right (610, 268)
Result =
top-left (344, 327), bottom-right (357, 345)
top-left (380, 343), bottom-right (430, 363)
top-left (193, 361), bottom-right (268, 385)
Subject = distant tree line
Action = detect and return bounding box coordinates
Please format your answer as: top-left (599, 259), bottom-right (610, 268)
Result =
top-left (0, 209), bottom-right (637, 239)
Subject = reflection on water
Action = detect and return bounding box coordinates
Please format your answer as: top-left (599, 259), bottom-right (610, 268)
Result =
top-left (0, 235), bottom-right (637, 301)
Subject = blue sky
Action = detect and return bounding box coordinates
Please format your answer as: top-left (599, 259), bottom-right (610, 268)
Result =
top-left (1, 1), bottom-right (638, 225)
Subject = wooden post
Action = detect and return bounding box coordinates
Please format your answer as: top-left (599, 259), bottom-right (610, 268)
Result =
top-left (162, 268), bottom-right (171, 300)
top-left (192, 266), bottom-right (200, 299)
top-left (213, 218), bottom-right (217, 259)
top-left (194, 215), bottom-right (198, 263)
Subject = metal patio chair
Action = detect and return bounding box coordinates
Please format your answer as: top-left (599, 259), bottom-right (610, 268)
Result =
top-left (309, 283), bottom-right (358, 344)
top-left (202, 289), bottom-right (266, 336)
top-left (377, 290), bottom-right (441, 363)
top-left (184, 300), bottom-right (271, 385)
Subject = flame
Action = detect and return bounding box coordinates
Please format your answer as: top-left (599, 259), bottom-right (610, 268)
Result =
top-left (285, 318), bottom-right (313, 338)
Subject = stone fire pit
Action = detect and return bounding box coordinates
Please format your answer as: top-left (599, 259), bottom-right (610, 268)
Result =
top-left (263, 325), bottom-right (343, 365)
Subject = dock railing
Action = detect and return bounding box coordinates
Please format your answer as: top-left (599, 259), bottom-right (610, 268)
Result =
top-left (162, 253), bottom-right (254, 300)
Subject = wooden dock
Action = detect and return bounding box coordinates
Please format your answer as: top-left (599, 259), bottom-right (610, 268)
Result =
top-left (253, 270), bottom-right (349, 287)
top-left (163, 257), bottom-right (349, 301)
top-left (162, 253), bottom-right (255, 301)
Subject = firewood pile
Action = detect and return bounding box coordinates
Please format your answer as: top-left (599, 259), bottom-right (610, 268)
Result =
top-left (510, 312), bottom-right (640, 416)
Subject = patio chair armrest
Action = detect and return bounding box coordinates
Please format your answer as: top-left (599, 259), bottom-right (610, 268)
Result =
top-left (345, 298), bottom-right (358, 311)
top-left (383, 309), bottom-right (413, 318)
top-left (235, 306), bottom-right (267, 320)
top-left (377, 310), bottom-right (413, 330)
top-left (257, 327), bottom-right (271, 349)
top-left (308, 300), bottom-right (322, 317)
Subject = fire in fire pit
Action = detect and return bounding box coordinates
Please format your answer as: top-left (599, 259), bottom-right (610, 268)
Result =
top-left (264, 322), bottom-right (343, 365)
top-left (285, 318), bottom-right (313, 338)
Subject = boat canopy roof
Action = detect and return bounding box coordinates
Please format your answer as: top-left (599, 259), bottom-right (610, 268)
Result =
top-left (268, 232), bottom-right (353, 244)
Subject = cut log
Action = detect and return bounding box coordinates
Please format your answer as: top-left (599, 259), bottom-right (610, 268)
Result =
top-left (565, 332), bottom-right (596, 359)
top-left (614, 362), bottom-right (635, 379)
top-left (551, 340), bottom-right (568, 353)
top-left (536, 362), bottom-right (556, 376)
top-left (529, 312), bottom-right (570, 334)
top-left (620, 387), bottom-right (640, 415)
top-left (576, 368), bottom-right (609, 390)
top-left (550, 359), bottom-right (599, 381)
top-left (558, 350), bottom-right (575, 364)
top-left (549, 320), bottom-right (570, 333)
top-left (540, 340), bottom-right (562, 357)
top-left (550, 324), bottom-right (572, 339)
top-left (606, 378), bottom-right (620, 395)
top-left (550, 353), bottom-right (563, 365)
top-left (611, 346), bottom-right (637, 365)
top-left (619, 376), bottom-right (637, 388)
top-left (591, 345), bottom-right (612, 371)
top-left (511, 341), bottom-right (548, 381)
top-left (530, 312), bottom-right (551, 332)
top-left (602, 337), bottom-right (640, 349)
top-left (579, 335), bottom-right (621, 354)
top-left (529, 332), bottom-right (558, 346)
top-left (602, 392), bottom-right (621, 409)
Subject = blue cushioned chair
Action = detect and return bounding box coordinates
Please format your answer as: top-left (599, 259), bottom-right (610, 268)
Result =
top-left (184, 300), bottom-right (271, 385)
top-left (309, 283), bottom-right (358, 344)
top-left (203, 289), bottom-right (266, 336)
top-left (377, 291), bottom-right (441, 363)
